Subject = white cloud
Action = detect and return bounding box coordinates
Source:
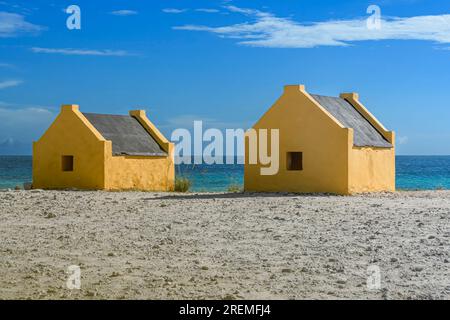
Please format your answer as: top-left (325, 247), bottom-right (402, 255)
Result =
top-left (174, 5), bottom-right (450, 48)
top-left (0, 11), bottom-right (44, 37)
top-left (0, 80), bottom-right (22, 89)
top-left (163, 7), bottom-right (220, 14)
top-left (0, 103), bottom-right (55, 152)
top-left (195, 8), bottom-right (220, 13)
top-left (110, 10), bottom-right (138, 16)
top-left (163, 8), bottom-right (187, 14)
top-left (31, 47), bottom-right (135, 57)
top-left (0, 100), bottom-right (53, 111)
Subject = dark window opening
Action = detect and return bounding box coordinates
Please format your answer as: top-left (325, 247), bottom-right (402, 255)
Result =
top-left (62, 155), bottom-right (74, 172)
top-left (287, 152), bottom-right (302, 171)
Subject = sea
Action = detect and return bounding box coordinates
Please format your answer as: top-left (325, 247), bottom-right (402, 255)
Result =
top-left (1, 156), bottom-right (450, 192)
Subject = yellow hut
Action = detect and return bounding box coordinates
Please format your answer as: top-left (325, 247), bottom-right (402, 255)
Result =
top-left (33, 104), bottom-right (174, 191)
top-left (244, 85), bottom-right (395, 195)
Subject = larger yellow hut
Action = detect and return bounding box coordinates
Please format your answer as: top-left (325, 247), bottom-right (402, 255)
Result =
top-left (33, 104), bottom-right (174, 191)
top-left (244, 85), bottom-right (395, 195)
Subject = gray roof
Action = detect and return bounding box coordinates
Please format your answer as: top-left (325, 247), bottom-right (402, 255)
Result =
top-left (310, 95), bottom-right (392, 148)
top-left (83, 113), bottom-right (167, 156)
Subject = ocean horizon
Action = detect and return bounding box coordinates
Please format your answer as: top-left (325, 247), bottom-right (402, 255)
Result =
top-left (1, 155), bottom-right (450, 192)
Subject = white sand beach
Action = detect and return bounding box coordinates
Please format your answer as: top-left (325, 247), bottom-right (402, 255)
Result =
top-left (0, 189), bottom-right (449, 300)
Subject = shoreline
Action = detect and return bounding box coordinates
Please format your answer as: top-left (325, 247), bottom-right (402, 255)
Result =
top-left (1, 189), bottom-right (449, 299)
top-left (2, 186), bottom-right (450, 193)
top-left (2, 155), bottom-right (450, 192)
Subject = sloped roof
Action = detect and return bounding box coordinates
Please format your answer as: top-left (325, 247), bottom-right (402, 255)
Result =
top-left (83, 113), bottom-right (167, 156)
top-left (310, 95), bottom-right (392, 148)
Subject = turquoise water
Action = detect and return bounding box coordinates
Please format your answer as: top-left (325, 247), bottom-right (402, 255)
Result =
top-left (395, 156), bottom-right (450, 190)
top-left (1, 156), bottom-right (450, 191)
top-left (0, 156), bottom-right (33, 189)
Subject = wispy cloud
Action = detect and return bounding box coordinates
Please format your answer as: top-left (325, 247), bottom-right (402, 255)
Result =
top-left (0, 80), bottom-right (22, 89)
top-left (0, 100), bottom-right (53, 111)
top-left (0, 102), bottom-right (55, 153)
top-left (195, 8), bottom-right (220, 13)
top-left (0, 62), bottom-right (14, 68)
top-left (31, 47), bottom-right (135, 57)
top-left (174, 5), bottom-right (450, 48)
top-left (162, 7), bottom-right (220, 14)
top-left (163, 8), bottom-right (187, 14)
top-left (0, 11), bottom-right (44, 37)
top-left (110, 10), bottom-right (138, 16)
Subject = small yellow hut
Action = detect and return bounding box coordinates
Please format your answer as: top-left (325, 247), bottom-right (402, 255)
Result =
top-left (33, 104), bottom-right (174, 191)
top-left (244, 85), bottom-right (395, 195)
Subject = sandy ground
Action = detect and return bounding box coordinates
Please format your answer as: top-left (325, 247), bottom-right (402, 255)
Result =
top-left (0, 189), bottom-right (449, 300)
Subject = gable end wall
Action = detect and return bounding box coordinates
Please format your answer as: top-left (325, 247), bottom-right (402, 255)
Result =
top-left (244, 85), bottom-right (352, 194)
top-left (33, 105), bottom-right (107, 189)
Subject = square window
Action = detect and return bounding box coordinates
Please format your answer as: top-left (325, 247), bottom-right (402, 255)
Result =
top-left (62, 155), bottom-right (74, 172)
top-left (287, 152), bottom-right (302, 171)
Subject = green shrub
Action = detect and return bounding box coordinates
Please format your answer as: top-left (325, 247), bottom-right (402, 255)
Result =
top-left (227, 184), bottom-right (242, 193)
top-left (175, 178), bottom-right (191, 192)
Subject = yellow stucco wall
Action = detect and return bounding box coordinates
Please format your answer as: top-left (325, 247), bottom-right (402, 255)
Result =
top-left (104, 143), bottom-right (175, 191)
top-left (33, 105), bottom-right (174, 191)
top-left (348, 147), bottom-right (395, 193)
top-left (244, 85), bottom-right (395, 195)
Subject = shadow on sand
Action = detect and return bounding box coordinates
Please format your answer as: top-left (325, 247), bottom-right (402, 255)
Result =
top-left (145, 192), bottom-right (339, 201)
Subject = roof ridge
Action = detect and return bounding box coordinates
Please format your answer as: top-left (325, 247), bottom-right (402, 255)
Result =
top-left (82, 112), bottom-right (130, 117)
top-left (310, 93), bottom-right (342, 99)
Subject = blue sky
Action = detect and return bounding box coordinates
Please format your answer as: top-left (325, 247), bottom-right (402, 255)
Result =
top-left (1, 0), bottom-right (450, 155)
